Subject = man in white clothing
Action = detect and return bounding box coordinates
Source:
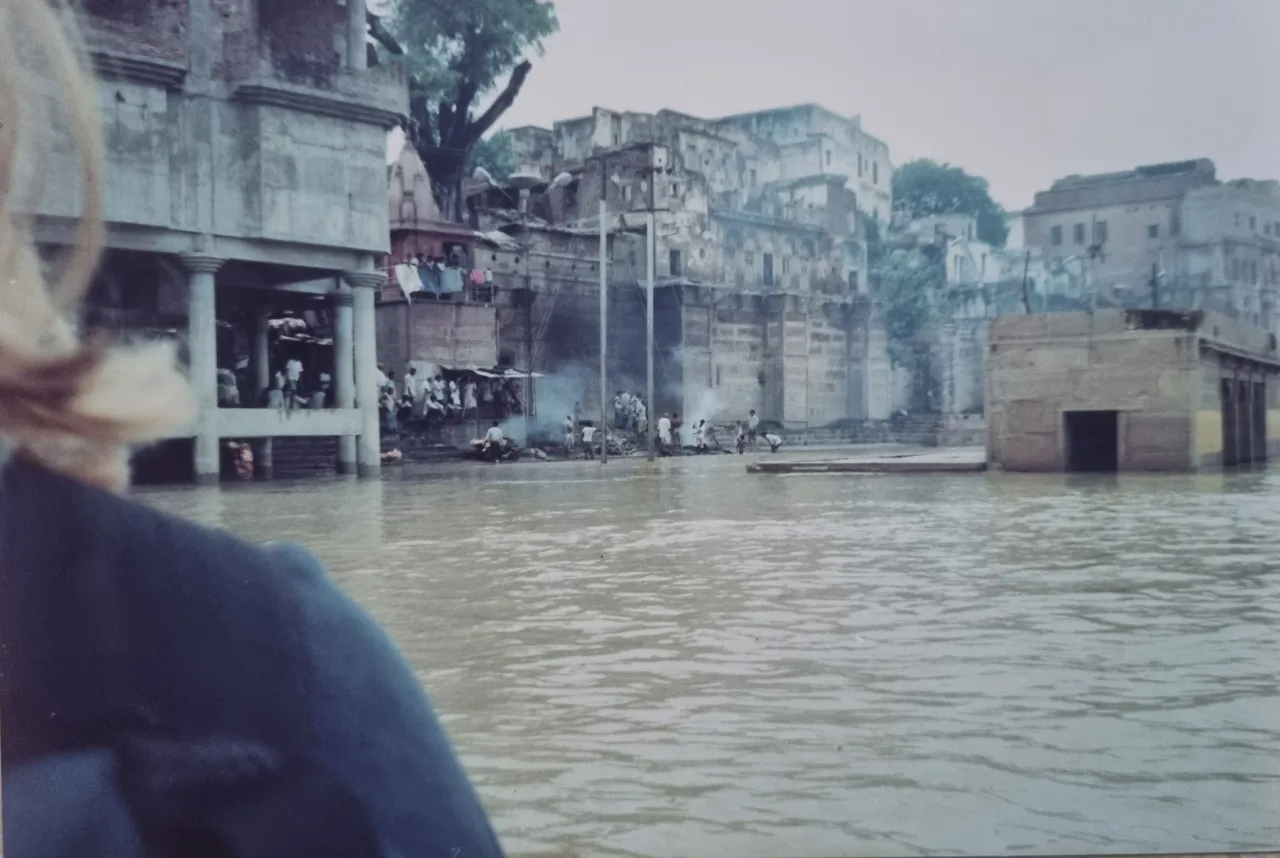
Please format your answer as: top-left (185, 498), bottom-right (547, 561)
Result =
top-left (656, 413), bottom-right (672, 456)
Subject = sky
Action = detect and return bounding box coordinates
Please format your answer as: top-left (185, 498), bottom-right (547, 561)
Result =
top-left (381, 0), bottom-right (1280, 211)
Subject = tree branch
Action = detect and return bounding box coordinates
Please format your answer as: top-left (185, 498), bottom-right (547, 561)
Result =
top-left (366, 12), bottom-right (404, 56)
top-left (469, 59), bottom-right (532, 140)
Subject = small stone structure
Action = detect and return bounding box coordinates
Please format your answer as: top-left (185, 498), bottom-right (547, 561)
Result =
top-left (986, 309), bottom-right (1280, 472)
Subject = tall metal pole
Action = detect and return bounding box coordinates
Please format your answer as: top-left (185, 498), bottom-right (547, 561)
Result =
top-left (645, 197), bottom-right (656, 461)
top-left (599, 194), bottom-right (609, 463)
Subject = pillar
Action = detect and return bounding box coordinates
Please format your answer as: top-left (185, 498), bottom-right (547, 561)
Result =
top-left (250, 305), bottom-right (273, 479)
top-left (179, 254), bottom-right (224, 485)
top-left (347, 0), bottom-right (368, 71)
top-left (332, 282), bottom-right (357, 474)
top-left (343, 269), bottom-right (384, 478)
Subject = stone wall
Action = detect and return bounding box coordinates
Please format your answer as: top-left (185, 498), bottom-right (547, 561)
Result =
top-left (986, 312), bottom-right (1202, 471)
top-left (29, 2), bottom-right (405, 267)
top-left (376, 301), bottom-right (499, 373)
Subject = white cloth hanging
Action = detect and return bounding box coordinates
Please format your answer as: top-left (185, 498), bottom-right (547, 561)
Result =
top-left (394, 264), bottom-right (422, 301)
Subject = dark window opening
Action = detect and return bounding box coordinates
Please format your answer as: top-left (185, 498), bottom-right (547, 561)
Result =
top-left (1050, 225), bottom-right (1063, 246)
top-left (763, 252), bottom-right (774, 287)
top-left (1252, 381), bottom-right (1268, 462)
top-left (1221, 379), bottom-right (1239, 466)
top-left (1065, 410), bottom-right (1119, 472)
top-left (1094, 220), bottom-right (1108, 243)
top-left (872, 162), bottom-right (879, 184)
top-left (669, 249), bottom-right (682, 277)
top-left (1148, 224), bottom-right (1159, 239)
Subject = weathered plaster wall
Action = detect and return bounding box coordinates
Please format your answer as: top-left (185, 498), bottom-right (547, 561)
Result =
top-left (376, 301), bottom-right (499, 373)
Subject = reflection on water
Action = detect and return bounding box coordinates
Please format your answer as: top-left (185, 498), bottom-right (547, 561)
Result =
top-left (141, 455), bottom-right (1280, 858)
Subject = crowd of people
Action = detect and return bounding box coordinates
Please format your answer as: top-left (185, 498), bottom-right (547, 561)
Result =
top-left (378, 365), bottom-right (525, 435)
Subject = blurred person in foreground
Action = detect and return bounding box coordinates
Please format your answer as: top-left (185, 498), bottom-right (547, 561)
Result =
top-left (0, 3), bottom-right (504, 857)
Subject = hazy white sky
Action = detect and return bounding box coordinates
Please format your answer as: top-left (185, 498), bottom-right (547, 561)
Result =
top-left (450, 0), bottom-right (1277, 210)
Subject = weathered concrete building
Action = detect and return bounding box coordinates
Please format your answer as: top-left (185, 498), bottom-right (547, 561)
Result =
top-left (1018, 160), bottom-right (1280, 333)
top-left (25, 0), bottom-right (405, 482)
top-left (986, 309), bottom-right (1280, 472)
top-left (497, 105), bottom-right (894, 428)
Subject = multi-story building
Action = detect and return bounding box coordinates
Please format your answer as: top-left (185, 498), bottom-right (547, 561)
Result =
top-left (1017, 159), bottom-right (1280, 332)
top-left (496, 105), bottom-right (894, 428)
top-left (26, 0), bottom-right (406, 482)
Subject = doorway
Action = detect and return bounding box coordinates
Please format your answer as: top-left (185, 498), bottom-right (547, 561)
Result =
top-left (1221, 379), bottom-right (1238, 465)
top-left (1064, 410), bottom-right (1119, 472)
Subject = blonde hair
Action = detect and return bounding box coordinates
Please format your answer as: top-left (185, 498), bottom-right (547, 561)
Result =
top-left (0, 0), bottom-right (194, 490)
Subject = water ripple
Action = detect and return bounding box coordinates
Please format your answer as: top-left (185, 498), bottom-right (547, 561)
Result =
top-left (143, 457), bottom-right (1280, 858)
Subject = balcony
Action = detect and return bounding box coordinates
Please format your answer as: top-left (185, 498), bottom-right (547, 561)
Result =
top-left (223, 30), bottom-right (407, 128)
top-left (80, 1), bottom-right (190, 88)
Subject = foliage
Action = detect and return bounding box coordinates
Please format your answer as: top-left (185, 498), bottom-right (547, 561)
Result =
top-left (469, 132), bottom-right (516, 183)
top-left (874, 248), bottom-right (944, 365)
top-left (863, 212), bottom-right (885, 265)
top-left (892, 159), bottom-right (1009, 248)
top-left (385, 0), bottom-right (558, 220)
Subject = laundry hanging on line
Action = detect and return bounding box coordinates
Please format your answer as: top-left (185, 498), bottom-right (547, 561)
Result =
top-left (393, 264), bottom-right (422, 301)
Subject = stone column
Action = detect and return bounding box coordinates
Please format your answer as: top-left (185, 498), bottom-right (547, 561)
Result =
top-left (332, 282), bottom-right (357, 474)
top-left (179, 254), bottom-right (224, 484)
top-left (347, 0), bottom-right (368, 71)
top-left (343, 270), bottom-right (384, 478)
top-left (251, 306), bottom-right (273, 479)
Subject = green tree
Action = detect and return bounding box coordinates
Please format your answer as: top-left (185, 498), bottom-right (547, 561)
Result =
top-left (874, 247), bottom-right (944, 365)
top-left (892, 159), bottom-right (1009, 247)
top-left (384, 0), bottom-right (558, 221)
top-left (468, 131), bottom-right (516, 183)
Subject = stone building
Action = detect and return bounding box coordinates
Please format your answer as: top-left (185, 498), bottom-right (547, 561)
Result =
top-left (25, 0), bottom-right (405, 482)
top-left (1017, 159), bottom-right (1280, 333)
top-left (495, 105), bottom-right (894, 428)
top-left (986, 309), bottom-right (1280, 472)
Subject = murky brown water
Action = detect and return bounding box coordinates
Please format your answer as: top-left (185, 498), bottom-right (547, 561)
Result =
top-left (141, 453), bottom-right (1280, 858)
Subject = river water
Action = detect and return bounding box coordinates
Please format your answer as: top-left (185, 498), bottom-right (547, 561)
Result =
top-left (141, 453), bottom-right (1280, 858)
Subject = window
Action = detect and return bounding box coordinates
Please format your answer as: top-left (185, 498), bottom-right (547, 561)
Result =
top-left (825, 151), bottom-right (832, 167)
top-left (669, 249), bottom-right (682, 277)
top-left (1073, 223), bottom-right (1086, 245)
top-left (782, 257), bottom-right (790, 274)
top-left (612, 132), bottom-right (620, 146)
top-left (763, 253), bottom-right (775, 287)
top-left (848, 270), bottom-right (858, 291)
top-left (1094, 220), bottom-right (1108, 244)
top-left (857, 153), bottom-right (863, 176)
top-left (1266, 224), bottom-right (1272, 236)
top-left (670, 183), bottom-right (679, 197)
top-left (1051, 225), bottom-right (1063, 246)
top-left (1148, 224), bottom-right (1159, 239)
top-left (872, 162), bottom-right (879, 184)
top-left (745, 251), bottom-right (754, 266)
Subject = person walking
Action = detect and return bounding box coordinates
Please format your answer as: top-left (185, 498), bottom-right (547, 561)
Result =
top-left (563, 414), bottom-right (576, 458)
top-left (747, 409), bottom-right (760, 451)
top-left (0, 5), bottom-right (505, 855)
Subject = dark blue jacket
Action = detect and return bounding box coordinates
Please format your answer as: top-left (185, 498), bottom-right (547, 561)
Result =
top-left (0, 458), bottom-right (504, 858)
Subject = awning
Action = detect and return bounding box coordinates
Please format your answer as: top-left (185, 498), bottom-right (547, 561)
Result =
top-left (452, 364), bottom-right (544, 379)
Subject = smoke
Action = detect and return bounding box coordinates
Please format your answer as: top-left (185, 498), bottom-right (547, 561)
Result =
top-left (534, 362), bottom-right (593, 428)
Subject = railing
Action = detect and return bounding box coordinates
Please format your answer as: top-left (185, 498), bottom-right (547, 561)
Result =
top-left (222, 30), bottom-right (408, 122)
top-left (81, 4), bottom-right (190, 68)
